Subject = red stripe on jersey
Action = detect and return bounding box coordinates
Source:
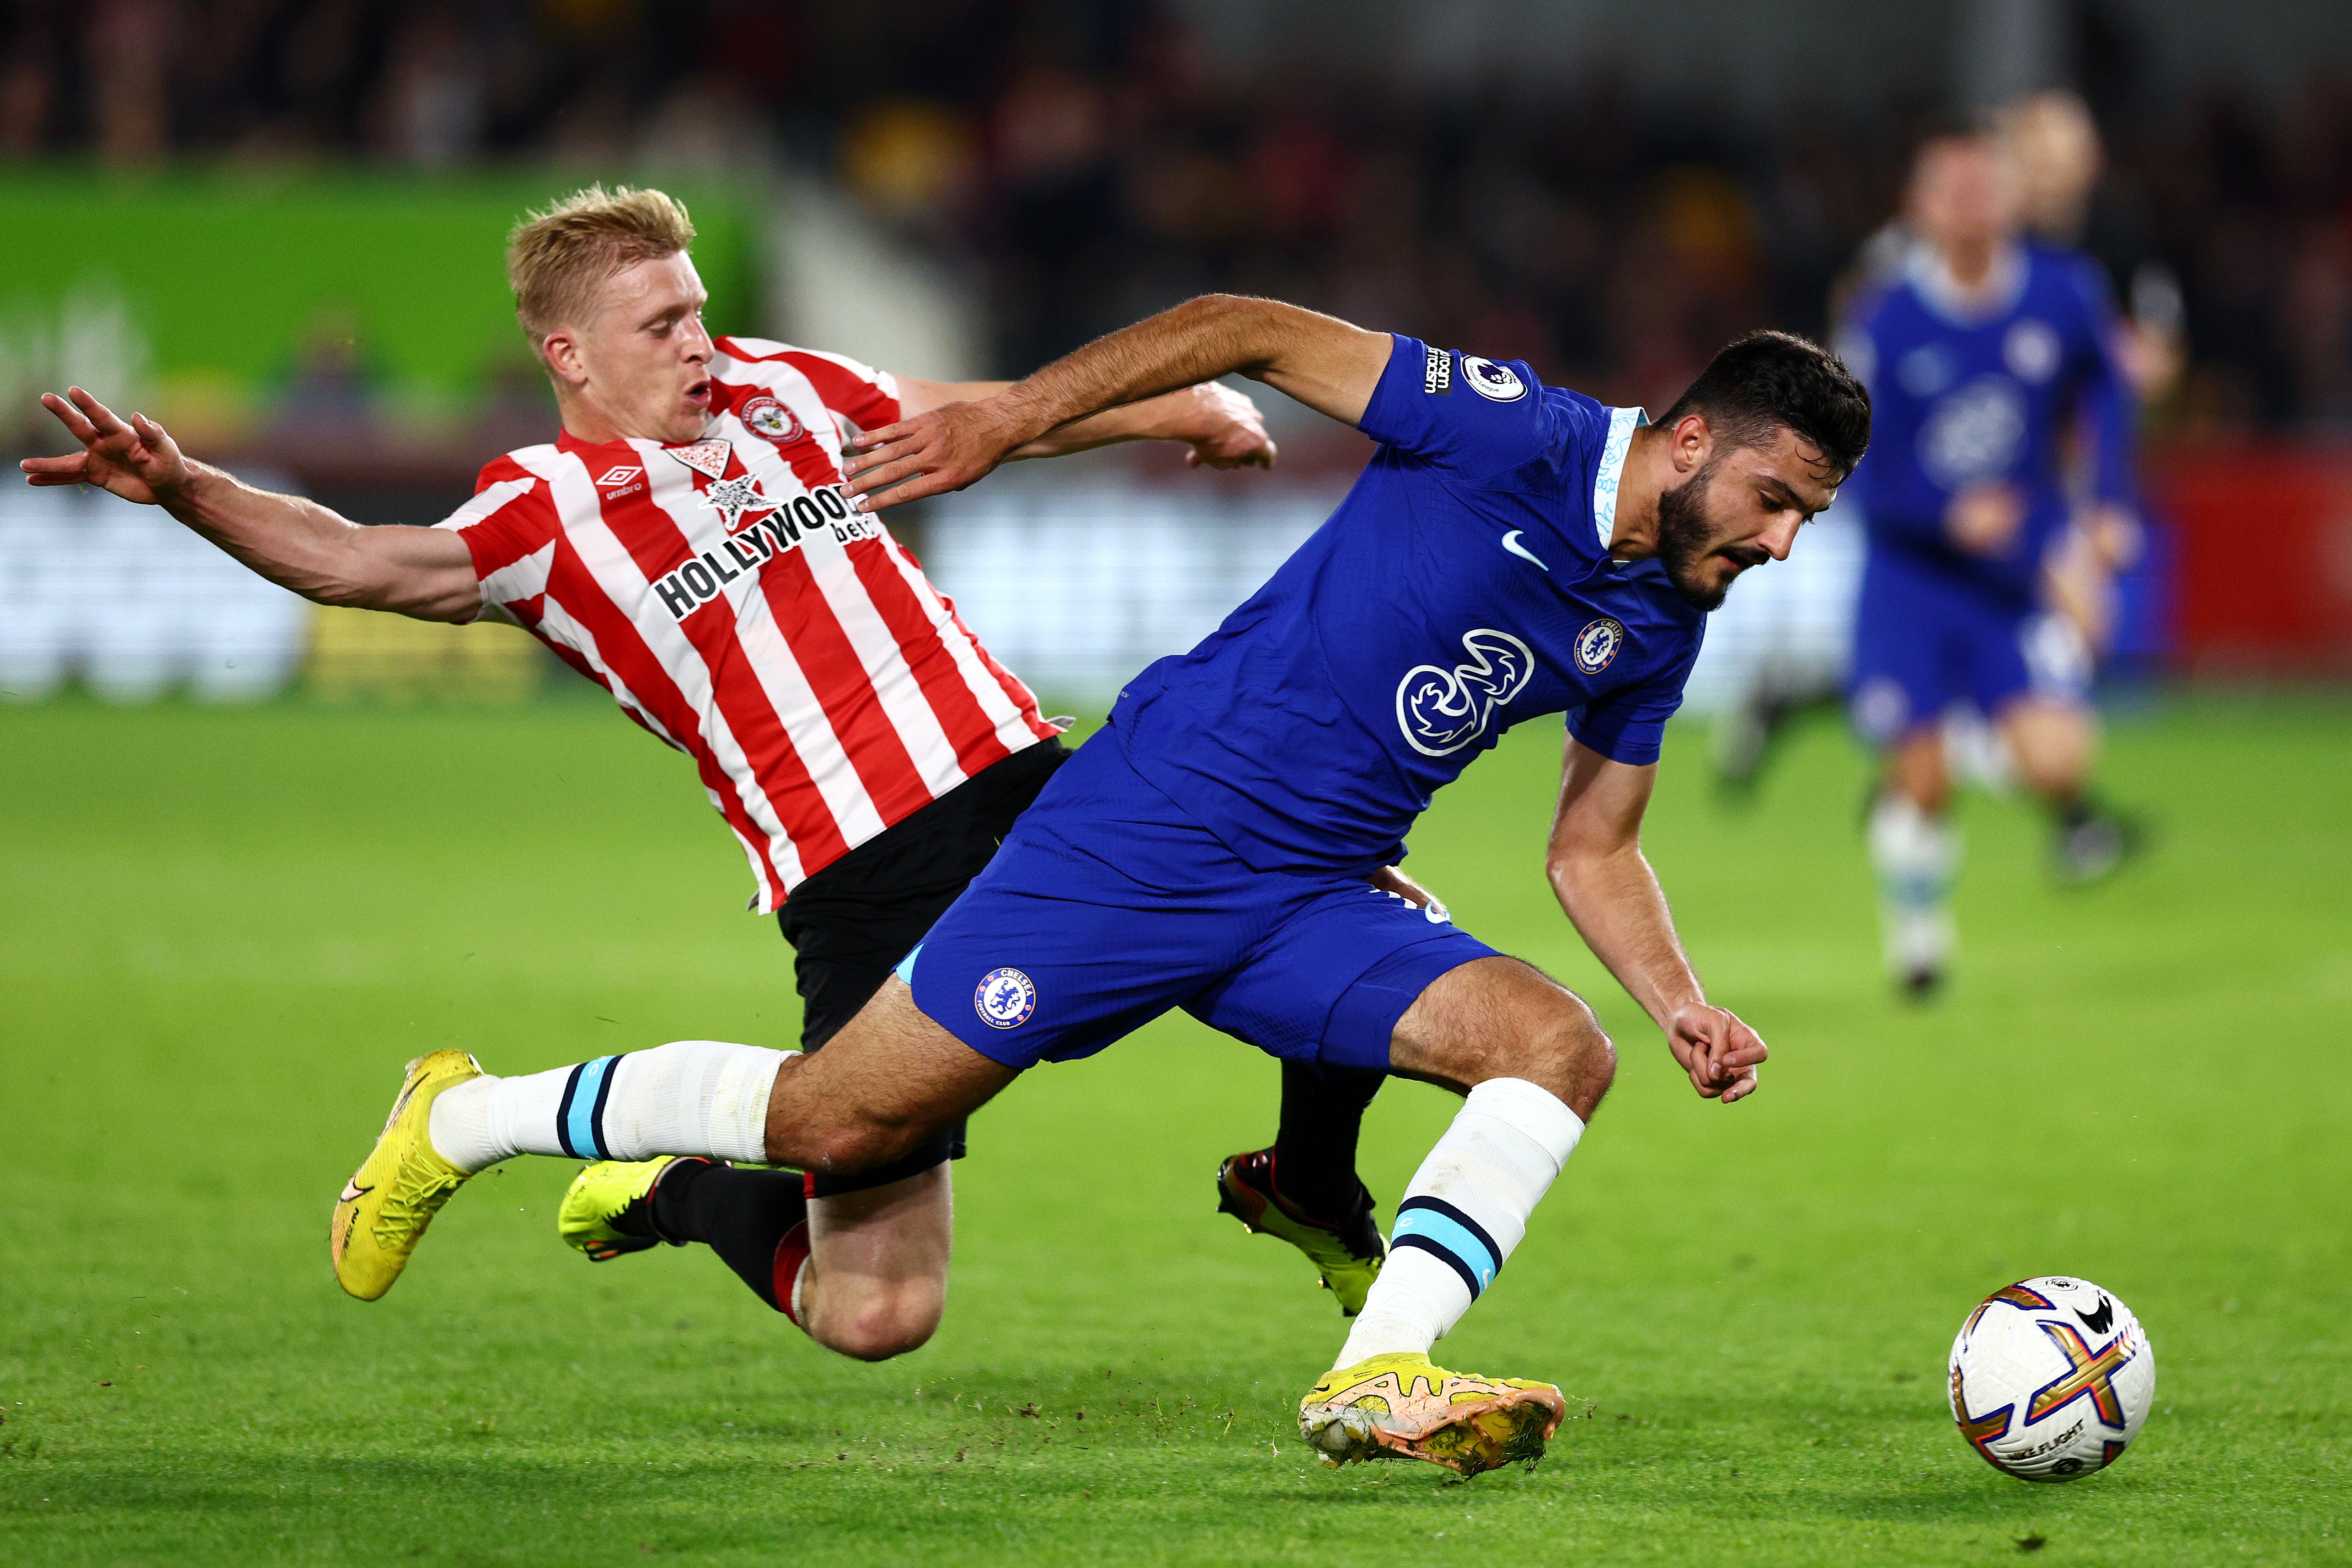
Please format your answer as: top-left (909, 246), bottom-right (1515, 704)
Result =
top-left (475, 452), bottom-right (538, 495)
top-left (757, 546), bottom-right (935, 827)
top-left (773, 351), bottom-right (901, 430)
top-left (888, 534), bottom-right (1054, 742)
top-left (452, 472), bottom-right (559, 579)
top-left (598, 478), bottom-right (855, 878)
top-left (847, 538), bottom-right (1016, 775)
top-left (538, 534), bottom-right (790, 906)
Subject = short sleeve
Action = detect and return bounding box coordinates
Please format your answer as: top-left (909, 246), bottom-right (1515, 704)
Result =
top-left (1564, 637), bottom-right (1702, 767)
top-left (434, 460), bottom-right (558, 611)
top-left (721, 338), bottom-right (902, 432)
top-left (1357, 335), bottom-right (1567, 482)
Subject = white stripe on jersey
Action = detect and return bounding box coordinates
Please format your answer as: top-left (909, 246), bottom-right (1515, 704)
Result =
top-left (541, 448), bottom-right (809, 900)
top-left (639, 446), bottom-right (893, 851)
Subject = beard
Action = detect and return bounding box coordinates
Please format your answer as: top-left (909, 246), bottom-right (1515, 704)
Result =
top-left (1653, 455), bottom-right (1769, 612)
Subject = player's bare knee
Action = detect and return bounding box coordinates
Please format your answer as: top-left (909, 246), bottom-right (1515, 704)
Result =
top-left (815, 1283), bottom-right (942, 1363)
top-left (802, 1115), bottom-right (917, 1180)
top-left (1528, 996), bottom-right (1615, 1106)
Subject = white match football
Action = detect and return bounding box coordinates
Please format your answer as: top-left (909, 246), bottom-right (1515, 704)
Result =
top-left (1947, 1275), bottom-right (2155, 1482)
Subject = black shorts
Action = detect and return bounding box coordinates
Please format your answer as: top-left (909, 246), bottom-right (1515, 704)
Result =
top-left (775, 738), bottom-right (1068, 1196)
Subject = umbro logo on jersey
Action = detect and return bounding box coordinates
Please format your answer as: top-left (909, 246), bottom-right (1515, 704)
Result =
top-left (594, 464), bottom-right (644, 488)
top-left (647, 482), bottom-right (880, 621)
top-left (1424, 345), bottom-right (1452, 395)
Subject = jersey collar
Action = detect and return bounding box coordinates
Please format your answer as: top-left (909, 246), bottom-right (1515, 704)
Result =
top-left (1592, 405), bottom-right (1648, 552)
top-left (1906, 239), bottom-right (2028, 325)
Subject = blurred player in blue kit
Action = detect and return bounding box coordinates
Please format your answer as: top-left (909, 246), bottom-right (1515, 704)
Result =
top-left (324, 295), bottom-right (1870, 1476)
top-left (1841, 126), bottom-right (2146, 996)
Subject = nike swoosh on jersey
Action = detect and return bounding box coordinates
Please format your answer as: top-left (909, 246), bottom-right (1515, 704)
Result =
top-left (1500, 531), bottom-right (1550, 571)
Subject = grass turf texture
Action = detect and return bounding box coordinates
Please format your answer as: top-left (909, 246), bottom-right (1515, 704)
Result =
top-left (1, 695), bottom-right (2347, 1566)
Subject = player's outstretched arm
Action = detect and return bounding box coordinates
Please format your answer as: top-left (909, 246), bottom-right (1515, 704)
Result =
top-left (898, 376), bottom-right (1278, 471)
top-left (1546, 737), bottom-right (1766, 1104)
top-left (843, 295), bottom-right (1388, 510)
top-left (20, 388), bottom-right (481, 622)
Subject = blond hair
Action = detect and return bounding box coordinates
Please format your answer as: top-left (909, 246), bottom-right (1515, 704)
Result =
top-left (505, 184), bottom-right (696, 341)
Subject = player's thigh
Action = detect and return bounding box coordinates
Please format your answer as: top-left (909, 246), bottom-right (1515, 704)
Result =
top-left (809, 1162), bottom-right (952, 1291)
top-left (774, 979), bottom-right (1020, 1176)
top-left (802, 1164), bottom-right (953, 1358)
top-left (1385, 955), bottom-right (1614, 1119)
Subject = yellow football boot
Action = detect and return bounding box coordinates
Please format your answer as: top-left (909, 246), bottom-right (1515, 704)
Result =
top-left (1215, 1148), bottom-right (1386, 1316)
top-left (329, 1050), bottom-right (482, 1301)
top-left (558, 1156), bottom-right (703, 1262)
top-left (1299, 1352), bottom-right (1567, 1476)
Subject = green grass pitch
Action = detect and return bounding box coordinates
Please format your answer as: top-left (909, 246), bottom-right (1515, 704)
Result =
top-left (1, 694), bottom-right (2347, 1565)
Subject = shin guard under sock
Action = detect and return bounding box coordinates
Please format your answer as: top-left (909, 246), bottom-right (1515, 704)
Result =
top-left (1336, 1078), bottom-right (1584, 1367)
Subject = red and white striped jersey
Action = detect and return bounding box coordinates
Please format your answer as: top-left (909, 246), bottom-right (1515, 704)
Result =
top-left (435, 336), bottom-right (1057, 912)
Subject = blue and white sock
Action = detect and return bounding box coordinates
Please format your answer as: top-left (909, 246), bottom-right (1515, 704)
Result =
top-left (1333, 1077), bottom-right (1585, 1368)
top-left (428, 1040), bottom-right (790, 1173)
top-left (1869, 793), bottom-right (1959, 976)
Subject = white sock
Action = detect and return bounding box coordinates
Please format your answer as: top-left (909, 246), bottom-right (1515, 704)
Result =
top-left (1334, 1077), bottom-right (1584, 1369)
top-left (427, 1041), bottom-right (791, 1173)
top-left (1868, 794), bottom-right (1959, 973)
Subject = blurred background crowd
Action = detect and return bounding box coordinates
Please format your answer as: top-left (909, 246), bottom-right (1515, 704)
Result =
top-left (7, 0), bottom-right (2352, 431)
top-left (4, 0), bottom-right (2350, 700)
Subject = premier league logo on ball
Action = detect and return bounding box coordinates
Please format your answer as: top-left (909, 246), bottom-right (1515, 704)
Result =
top-left (1574, 617), bottom-right (1625, 674)
top-left (973, 967), bottom-right (1038, 1029)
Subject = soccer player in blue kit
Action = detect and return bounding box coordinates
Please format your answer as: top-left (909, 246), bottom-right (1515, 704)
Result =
top-left (327, 296), bottom-right (1867, 1476)
top-left (1842, 128), bottom-right (2144, 995)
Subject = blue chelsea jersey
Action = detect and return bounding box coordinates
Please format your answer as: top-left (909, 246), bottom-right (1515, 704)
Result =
top-left (1109, 335), bottom-right (1705, 876)
top-left (1842, 240), bottom-right (2133, 606)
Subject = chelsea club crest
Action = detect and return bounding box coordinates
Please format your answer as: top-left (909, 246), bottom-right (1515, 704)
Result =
top-left (1574, 617), bottom-right (1625, 675)
top-left (973, 967), bottom-right (1037, 1029)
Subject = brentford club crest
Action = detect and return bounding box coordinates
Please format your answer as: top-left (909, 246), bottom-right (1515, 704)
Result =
top-left (739, 395), bottom-right (806, 447)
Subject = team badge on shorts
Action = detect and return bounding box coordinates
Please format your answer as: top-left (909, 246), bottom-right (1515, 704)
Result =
top-left (1574, 617), bottom-right (1625, 674)
top-left (973, 967), bottom-right (1037, 1029)
top-left (739, 395), bottom-right (806, 446)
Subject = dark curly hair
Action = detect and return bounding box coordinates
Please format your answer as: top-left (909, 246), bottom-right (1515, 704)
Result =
top-left (1657, 330), bottom-right (1872, 479)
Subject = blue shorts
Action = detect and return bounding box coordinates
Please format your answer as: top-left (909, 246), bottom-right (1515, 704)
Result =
top-left (893, 729), bottom-right (1500, 1073)
top-left (1848, 547), bottom-right (2087, 745)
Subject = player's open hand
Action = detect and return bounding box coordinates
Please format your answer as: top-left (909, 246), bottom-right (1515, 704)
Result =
top-left (1171, 382), bottom-right (1278, 471)
top-left (1665, 1001), bottom-right (1766, 1104)
top-left (843, 398), bottom-right (1031, 512)
top-left (20, 389), bottom-right (192, 507)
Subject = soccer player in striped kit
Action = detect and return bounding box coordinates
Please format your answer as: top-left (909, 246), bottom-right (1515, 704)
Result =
top-left (22, 186), bottom-right (1391, 1358)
